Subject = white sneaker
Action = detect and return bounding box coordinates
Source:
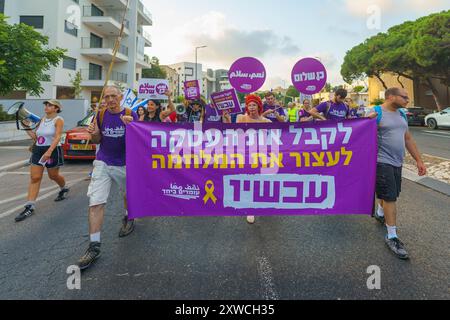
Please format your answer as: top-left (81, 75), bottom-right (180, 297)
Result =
top-left (246, 216), bottom-right (255, 224)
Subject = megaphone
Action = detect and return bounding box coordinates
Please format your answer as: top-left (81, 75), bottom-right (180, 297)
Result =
top-left (7, 102), bottom-right (41, 131)
top-left (176, 104), bottom-right (186, 115)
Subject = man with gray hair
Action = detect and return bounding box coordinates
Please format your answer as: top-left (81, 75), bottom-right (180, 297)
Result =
top-left (370, 87), bottom-right (427, 260)
top-left (77, 86), bottom-right (138, 270)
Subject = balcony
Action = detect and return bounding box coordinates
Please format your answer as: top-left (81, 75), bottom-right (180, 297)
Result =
top-left (138, 27), bottom-right (152, 47)
top-left (81, 37), bottom-right (128, 62)
top-left (82, 5), bottom-right (130, 36)
top-left (137, 0), bottom-right (153, 26)
top-left (91, 0), bottom-right (128, 9)
top-left (136, 54), bottom-right (152, 69)
top-left (80, 69), bottom-right (128, 87)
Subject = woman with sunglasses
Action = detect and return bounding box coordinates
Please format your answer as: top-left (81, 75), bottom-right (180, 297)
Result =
top-left (15, 100), bottom-right (69, 222)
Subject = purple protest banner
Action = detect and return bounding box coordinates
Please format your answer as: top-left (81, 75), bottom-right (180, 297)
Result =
top-left (183, 80), bottom-right (201, 100)
top-left (291, 58), bottom-right (327, 95)
top-left (228, 57), bottom-right (266, 93)
top-left (126, 119), bottom-right (378, 218)
top-left (211, 89), bottom-right (242, 115)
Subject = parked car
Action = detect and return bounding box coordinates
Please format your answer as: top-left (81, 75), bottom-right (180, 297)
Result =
top-left (404, 107), bottom-right (432, 126)
top-left (61, 112), bottom-right (97, 160)
top-left (425, 107), bottom-right (450, 130)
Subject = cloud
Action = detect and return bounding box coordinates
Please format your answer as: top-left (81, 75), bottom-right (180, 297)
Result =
top-left (157, 11), bottom-right (300, 67)
top-left (344, 0), bottom-right (447, 17)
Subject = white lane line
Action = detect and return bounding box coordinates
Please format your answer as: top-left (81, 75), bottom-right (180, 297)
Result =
top-left (256, 256), bottom-right (279, 301)
top-left (421, 133), bottom-right (450, 139)
top-left (0, 178), bottom-right (86, 220)
top-left (423, 130), bottom-right (450, 135)
top-left (0, 146), bottom-right (30, 150)
top-left (0, 185), bottom-right (60, 205)
top-left (4, 171), bottom-right (91, 175)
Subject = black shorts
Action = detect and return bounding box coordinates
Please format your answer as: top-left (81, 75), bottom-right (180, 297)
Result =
top-left (30, 146), bottom-right (64, 169)
top-left (376, 163), bottom-right (402, 202)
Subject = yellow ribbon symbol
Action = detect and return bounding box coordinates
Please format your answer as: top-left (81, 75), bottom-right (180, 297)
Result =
top-left (203, 180), bottom-right (218, 205)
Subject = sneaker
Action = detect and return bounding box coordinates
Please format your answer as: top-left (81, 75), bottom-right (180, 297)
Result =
top-left (15, 205), bottom-right (35, 222)
top-left (78, 242), bottom-right (101, 271)
top-left (246, 216), bottom-right (255, 224)
top-left (385, 237), bottom-right (409, 260)
top-left (119, 216), bottom-right (135, 238)
top-left (374, 212), bottom-right (385, 225)
top-left (55, 188), bottom-right (70, 202)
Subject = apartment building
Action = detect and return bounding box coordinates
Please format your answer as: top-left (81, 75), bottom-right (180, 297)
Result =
top-left (1, 0), bottom-right (153, 102)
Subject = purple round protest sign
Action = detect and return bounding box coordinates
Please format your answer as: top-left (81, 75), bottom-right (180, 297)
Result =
top-left (156, 83), bottom-right (169, 95)
top-left (228, 57), bottom-right (266, 93)
top-left (291, 58), bottom-right (327, 95)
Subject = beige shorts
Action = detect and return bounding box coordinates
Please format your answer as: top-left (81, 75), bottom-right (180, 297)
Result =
top-left (87, 160), bottom-right (126, 207)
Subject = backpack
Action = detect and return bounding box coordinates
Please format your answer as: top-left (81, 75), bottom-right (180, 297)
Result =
top-left (98, 107), bottom-right (132, 128)
top-left (373, 106), bottom-right (407, 126)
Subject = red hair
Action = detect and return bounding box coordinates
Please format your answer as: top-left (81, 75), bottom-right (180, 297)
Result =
top-left (245, 94), bottom-right (263, 115)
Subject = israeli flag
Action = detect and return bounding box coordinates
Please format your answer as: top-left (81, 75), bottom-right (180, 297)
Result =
top-left (121, 89), bottom-right (137, 108)
top-left (131, 99), bottom-right (150, 113)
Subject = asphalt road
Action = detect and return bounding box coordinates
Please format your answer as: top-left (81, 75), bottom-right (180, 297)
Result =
top-left (409, 127), bottom-right (450, 159)
top-left (0, 161), bottom-right (448, 300)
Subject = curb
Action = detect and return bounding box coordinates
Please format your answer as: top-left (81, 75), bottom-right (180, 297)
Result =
top-left (402, 168), bottom-right (450, 197)
top-left (0, 160), bottom-right (29, 173)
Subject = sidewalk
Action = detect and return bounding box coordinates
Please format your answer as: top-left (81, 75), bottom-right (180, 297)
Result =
top-left (0, 140), bottom-right (31, 172)
top-left (403, 166), bottom-right (450, 197)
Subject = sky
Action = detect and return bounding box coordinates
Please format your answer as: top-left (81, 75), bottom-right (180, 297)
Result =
top-left (141, 0), bottom-right (449, 90)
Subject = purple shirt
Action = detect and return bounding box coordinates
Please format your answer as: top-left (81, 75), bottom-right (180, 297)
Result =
top-left (298, 109), bottom-right (311, 120)
top-left (263, 103), bottom-right (286, 122)
top-left (97, 109), bottom-right (138, 167)
top-left (316, 101), bottom-right (349, 121)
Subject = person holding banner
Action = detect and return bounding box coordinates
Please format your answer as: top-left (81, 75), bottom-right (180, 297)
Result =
top-left (262, 92), bottom-right (286, 123)
top-left (298, 99), bottom-right (314, 122)
top-left (77, 85), bottom-right (138, 271)
top-left (223, 94), bottom-right (271, 224)
top-left (15, 100), bottom-right (69, 222)
top-left (309, 88), bottom-right (350, 121)
top-left (146, 90), bottom-right (175, 122)
top-left (369, 88), bottom-right (427, 260)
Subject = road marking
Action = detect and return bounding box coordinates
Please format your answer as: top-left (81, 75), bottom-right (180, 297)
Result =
top-left (422, 130), bottom-right (450, 135)
top-left (256, 256), bottom-right (279, 301)
top-left (421, 133), bottom-right (450, 139)
top-left (0, 185), bottom-right (60, 205)
top-left (0, 178), bottom-right (86, 220)
top-left (0, 146), bottom-right (30, 150)
top-left (4, 171), bottom-right (91, 175)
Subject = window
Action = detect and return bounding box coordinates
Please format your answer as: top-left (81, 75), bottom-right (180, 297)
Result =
top-left (72, 0), bottom-right (79, 3)
top-left (0, 0), bottom-right (4, 14)
top-left (89, 63), bottom-right (102, 80)
top-left (91, 4), bottom-right (103, 16)
top-left (90, 33), bottom-right (103, 48)
top-left (64, 20), bottom-right (78, 37)
top-left (136, 73), bottom-right (139, 81)
top-left (62, 57), bottom-right (77, 71)
top-left (20, 16), bottom-right (44, 29)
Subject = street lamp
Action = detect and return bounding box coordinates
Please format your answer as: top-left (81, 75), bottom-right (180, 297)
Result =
top-left (195, 45), bottom-right (207, 82)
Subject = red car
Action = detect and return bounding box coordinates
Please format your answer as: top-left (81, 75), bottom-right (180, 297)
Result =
top-left (61, 113), bottom-right (97, 160)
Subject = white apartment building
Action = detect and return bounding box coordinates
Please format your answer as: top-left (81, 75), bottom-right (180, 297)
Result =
top-left (168, 62), bottom-right (204, 99)
top-left (1, 0), bottom-right (153, 102)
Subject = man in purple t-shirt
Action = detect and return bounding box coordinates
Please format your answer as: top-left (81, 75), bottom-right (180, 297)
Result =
top-left (78, 85), bottom-right (138, 271)
top-left (262, 91), bottom-right (286, 122)
top-left (309, 88), bottom-right (350, 121)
